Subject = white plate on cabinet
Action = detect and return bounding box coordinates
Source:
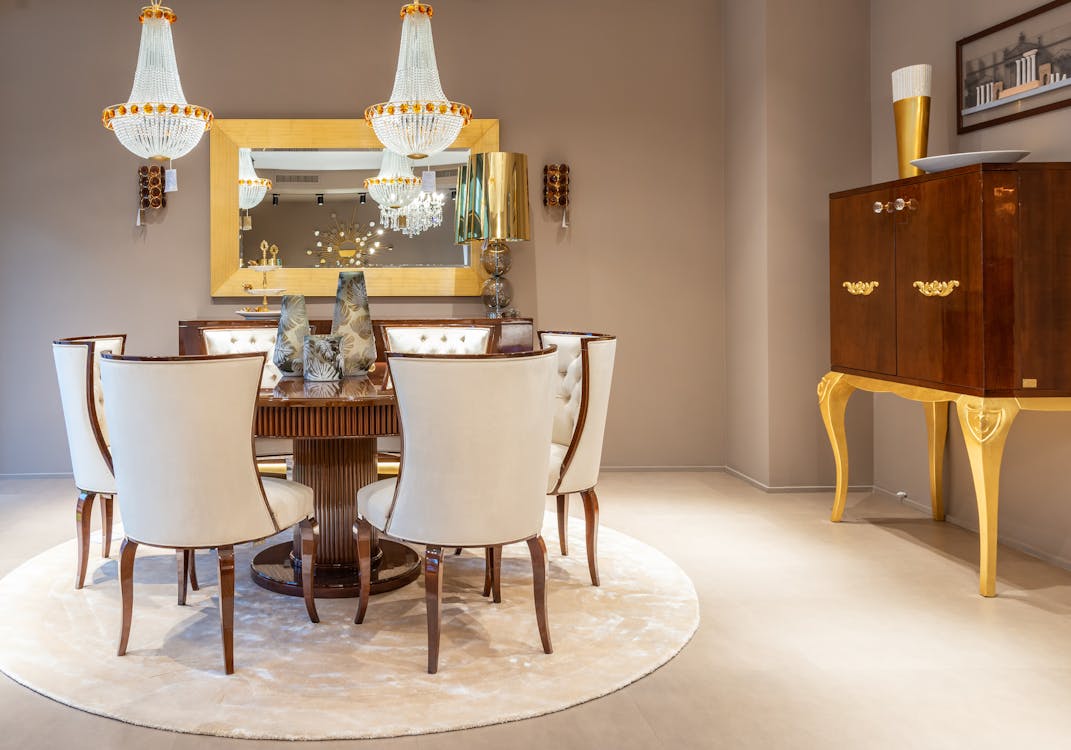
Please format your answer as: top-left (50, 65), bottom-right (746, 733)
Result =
top-left (910, 150), bottom-right (1029, 173)
top-left (236, 309), bottom-right (281, 320)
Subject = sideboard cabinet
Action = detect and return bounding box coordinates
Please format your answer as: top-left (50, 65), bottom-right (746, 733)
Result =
top-left (820, 163), bottom-right (1071, 597)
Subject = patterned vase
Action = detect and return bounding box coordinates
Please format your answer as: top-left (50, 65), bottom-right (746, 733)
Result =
top-left (331, 271), bottom-right (377, 376)
top-left (302, 334), bottom-right (344, 382)
top-left (273, 295), bottom-right (310, 377)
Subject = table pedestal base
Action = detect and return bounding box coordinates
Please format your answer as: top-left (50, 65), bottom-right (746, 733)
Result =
top-left (250, 540), bottom-right (421, 598)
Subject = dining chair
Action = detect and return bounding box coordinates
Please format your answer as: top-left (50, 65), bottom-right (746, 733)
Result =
top-left (100, 352), bottom-right (319, 675)
top-left (52, 335), bottom-right (126, 589)
top-left (352, 348), bottom-right (557, 673)
top-left (539, 331), bottom-right (617, 586)
top-left (201, 326), bottom-right (291, 475)
top-left (376, 323), bottom-right (497, 482)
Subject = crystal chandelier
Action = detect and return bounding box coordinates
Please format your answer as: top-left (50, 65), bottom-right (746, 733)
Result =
top-left (364, 3), bottom-right (471, 159)
top-left (102, 2), bottom-right (212, 161)
top-left (238, 148), bottom-right (271, 210)
top-left (305, 204), bottom-right (392, 267)
top-left (364, 149), bottom-right (421, 216)
top-left (398, 189), bottom-right (445, 237)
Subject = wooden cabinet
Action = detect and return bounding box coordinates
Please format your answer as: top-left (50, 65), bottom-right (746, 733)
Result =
top-left (829, 163), bottom-right (1071, 397)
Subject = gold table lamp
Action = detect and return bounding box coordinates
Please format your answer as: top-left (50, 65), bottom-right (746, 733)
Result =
top-left (455, 152), bottom-right (531, 318)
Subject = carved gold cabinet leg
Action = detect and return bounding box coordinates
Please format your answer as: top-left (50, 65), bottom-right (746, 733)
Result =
top-left (818, 372), bottom-right (857, 522)
top-left (955, 396), bottom-right (1019, 598)
top-left (924, 401), bottom-right (950, 521)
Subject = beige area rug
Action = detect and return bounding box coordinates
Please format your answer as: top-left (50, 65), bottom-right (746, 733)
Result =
top-left (0, 512), bottom-right (698, 740)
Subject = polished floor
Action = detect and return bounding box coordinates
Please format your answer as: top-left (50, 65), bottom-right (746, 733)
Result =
top-left (2, 471), bottom-right (1071, 749)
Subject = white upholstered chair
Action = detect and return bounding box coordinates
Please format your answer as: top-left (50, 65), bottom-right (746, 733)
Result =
top-left (201, 327), bottom-right (292, 466)
top-left (540, 331), bottom-right (617, 586)
top-left (353, 348), bottom-right (557, 673)
top-left (100, 352), bottom-right (319, 675)
top-left (377, 323), bottom-right (496, 482)
top-left (52, 335), bottom-right (126, 588)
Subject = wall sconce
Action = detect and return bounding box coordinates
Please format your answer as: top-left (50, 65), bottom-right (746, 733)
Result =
top-left (543, 163), bottom-right (569, 227)
top-left (359, 193), bottom-right (367, 205)
top-left (316, 193), bottom-right (325, 206)
top-left (272, 193), bottom-right (279, 206)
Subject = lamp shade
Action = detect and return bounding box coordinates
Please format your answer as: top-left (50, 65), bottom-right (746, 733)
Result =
top-left (454, 152), bottom-right (530, 244)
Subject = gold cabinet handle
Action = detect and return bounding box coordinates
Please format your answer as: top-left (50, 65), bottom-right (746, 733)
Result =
top-left (872, 201), bottom-right (893, 214)
top-left (913, 280), bottom-right (959, 297)
top-left (842, 281), bottom-right (879, 296)
top-left (894, 197), bottom-right (918, 211)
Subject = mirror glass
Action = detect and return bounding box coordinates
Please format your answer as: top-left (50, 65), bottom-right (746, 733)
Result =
top-left (239, 149), bottom-right (469, 270)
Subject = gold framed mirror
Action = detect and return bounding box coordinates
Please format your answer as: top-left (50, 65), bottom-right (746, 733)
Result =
top-left (210, 119), bottom-right (499, 297)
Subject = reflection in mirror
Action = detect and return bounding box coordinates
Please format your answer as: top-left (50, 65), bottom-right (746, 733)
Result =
top-left (238, 149), bottom-right (470, 270)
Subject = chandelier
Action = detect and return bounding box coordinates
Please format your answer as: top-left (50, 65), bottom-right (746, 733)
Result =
top-left (305, 204), bottom-right (392, 267)
top-left (101, 2), bottom-right (212, 160)
top-left (238, 148), bottom-right (271, 210)
top-left (398, 189), bottom-right (445, 237)
top-left (364, 3), bottom-right (471, 159)
top-left (364, 149), bottom-right (421, 214)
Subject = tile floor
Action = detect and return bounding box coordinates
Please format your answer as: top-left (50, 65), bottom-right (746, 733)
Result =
top-left (2, 471), bottom-right (1071, 749)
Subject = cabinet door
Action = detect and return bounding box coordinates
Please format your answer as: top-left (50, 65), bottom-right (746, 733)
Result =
top-left (829, 189), bottom-right (896, 375)
top-left (895, 174), bottom-right (984, 389)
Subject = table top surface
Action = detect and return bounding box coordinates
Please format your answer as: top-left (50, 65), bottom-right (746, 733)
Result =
top-left (257, 373), bottom-right (394, 408)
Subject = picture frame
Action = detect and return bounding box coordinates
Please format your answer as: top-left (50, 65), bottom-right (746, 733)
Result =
top-left (957, 0), bottom-right (1071, 134)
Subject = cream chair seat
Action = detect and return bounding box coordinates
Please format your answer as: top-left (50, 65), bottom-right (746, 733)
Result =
top-left (53, 335), bottom-right (126, 588)
top-left (201, 327), bottom-right (291, 464)
top-left (541, 331), bottom-right (617, 586)
top-left (353, 348), bottom-right (557, 673)
top-left (100, 352), bottom-right (320, 675)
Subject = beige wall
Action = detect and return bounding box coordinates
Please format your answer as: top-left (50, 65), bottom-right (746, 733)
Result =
top-left (0, 0), bottom-right (724, 475)
top-left (724, 0), bottom-right (873, 488)
top-left (869, 0), bottom-right (1071, 566)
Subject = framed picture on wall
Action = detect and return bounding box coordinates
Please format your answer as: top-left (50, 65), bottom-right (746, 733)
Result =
top-left (957, 0), bottom-right (1071, 133)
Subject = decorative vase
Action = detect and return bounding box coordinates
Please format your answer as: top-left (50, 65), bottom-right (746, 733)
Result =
top-left (273, 295), bottom-right (309, 377)
top-left (302, 334), bottom-right (344, 382)
top-left (331, 271), bottom-right (377, 375)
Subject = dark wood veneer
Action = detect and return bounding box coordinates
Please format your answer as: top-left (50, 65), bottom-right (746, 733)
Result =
top-left (829, 163), bottom-right (1071, 397)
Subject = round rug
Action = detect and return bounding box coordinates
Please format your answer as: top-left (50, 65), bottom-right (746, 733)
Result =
top-left (0, 512), bottom-right (698, 740)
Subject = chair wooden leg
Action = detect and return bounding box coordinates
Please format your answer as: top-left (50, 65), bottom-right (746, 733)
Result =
top-left (101, 495), bottom-right (114, 559)
top-left (453, 547), bottom-right (462, 555)
top-left (189, 551), bottom-right (199, 591)
top-left (217, 545), bottom-right (236, 675)
top-left (527, 535), bottom-right (552, 654)
top-left (581, 488), bottom-right (601, 586)
top-left (353, 518), bottom-right (372, 625)
top-left (177, 550), bottom-right (190, 605)
top-left (483, 547), bottom-right (493, 597)
top-left (425, 546), bottom-right (444, 674)
top-left (299, 518), bottom-right (320, 623)
top-left (490, 545), bottom-right (502, 603)
top-left (117, 538), bottom-right (137, 656)
top-left (557, 494), bottom-right (569, 555)
top-left (75, 491), bottom-right (96, 589)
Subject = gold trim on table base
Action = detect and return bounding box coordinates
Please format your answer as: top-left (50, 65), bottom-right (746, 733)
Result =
top-left (818, 371), bottom-right (1071, 598)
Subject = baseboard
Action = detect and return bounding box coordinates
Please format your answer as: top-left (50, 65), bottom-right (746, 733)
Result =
top-left (0, 472), bottom-right (73, 480)
top-left (601, 465), bottom-right (725, 472)
top-left (873, 484), bottom-right (1071, 573)
top-left (723, 465), bottom-right (872, 494)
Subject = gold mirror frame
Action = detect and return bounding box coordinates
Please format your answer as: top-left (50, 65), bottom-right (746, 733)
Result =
top-left (210, 119), bottom-right (499, 297)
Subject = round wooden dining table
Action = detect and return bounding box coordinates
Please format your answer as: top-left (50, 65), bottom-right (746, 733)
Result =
top-left (250, 373), bottom-right (420, 598)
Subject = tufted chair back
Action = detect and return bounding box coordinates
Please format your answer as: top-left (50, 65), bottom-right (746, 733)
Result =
top-left (201, 327), bottom-right (282, 388)
top-left (52, 335), bottom-right (126, 493)
top-left (540, 332), bottom-right (617, 494)
top-left (383, 325), bottom-right (495, 356)
top-left (384, 349), bottom-right (557, 547)
top-left (100, 353), bottom-right (281, 548)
